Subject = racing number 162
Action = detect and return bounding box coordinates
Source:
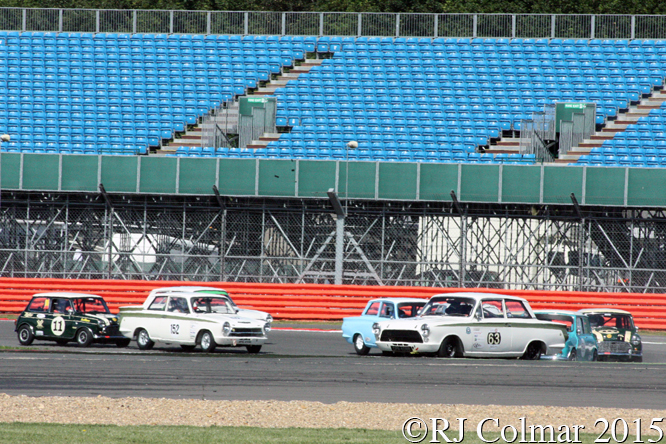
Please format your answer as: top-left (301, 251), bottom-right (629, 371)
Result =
top-left (170, 324), bottom-right (179, 335)
top-left (487, 332), bottom-right (501, 345)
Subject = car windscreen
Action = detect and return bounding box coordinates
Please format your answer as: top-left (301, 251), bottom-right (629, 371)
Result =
top-left (588, 313), bottom-right (634, 330)
top-left (198, 290), bottom-right (238, 308)
top-left (420, 297), bottom-right (476, 317)
top-left (191, 297), bottom-right (236, 314)
top-left (73, 297), bottom-right (110, 314)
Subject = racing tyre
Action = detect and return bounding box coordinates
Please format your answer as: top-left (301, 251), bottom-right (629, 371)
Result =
top-left (353, 334), bottom-right (370, 356)
top-left (569, 349), bottom-right (577, 361)
top-left (437, 337), bottom-right (461, 358)
top-left (633, 356), bottom-right (643, 363)
top-left (17, 325), bottom-right (34, 346)
top-left (76, 328), bottom-right (93, 347)
top-left (180, 345), bottom-right (196, 351)
top-left (522, 342), bottom-right (542, 360)
top-left (116, 338), bottom-right (131, 348)
top-left (246, 345), bottom-right (262, 354)
top-left (136, 328), bottom-right (154, 350)
top-left (199, 331), bottom-right (216, 353)
top-left (382, 350), bottom-right (393, 356)
top-left (592, 350), bottom-right (598, 361)
top-left (55, 340), bottom-right (69, 346)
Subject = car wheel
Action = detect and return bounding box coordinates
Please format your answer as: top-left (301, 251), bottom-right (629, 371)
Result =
top-left (382, 350), bottom-right (393, 356)
top-left (592, 350), bottom-right (598, 361)
top-left (353, 334), bottom-right (370, 355)
top-left (180, 345), bottom-right (196, 351)
top-left (136, 328), bottom-right (154, 351)
top-left (55, 339), bottom-right (69, 346)
top-left (115, 339), bottom-right (131, 348)
top-left (199, 331), bottom-right (216, 353)
top-left (438, 337), bottom-right (461, 358)
top-left (569, 349), bottom-right (577, 361)
top-left (633, 356), bottom-right (643, 363)
top-left (246, 345), bottom-right (262, 354)
top-left (522, 342), bottom-right (542, 360)
top-left (76, 328), bottom-right (93, 347)
top-left (17, 325), bottom-right (34, 346)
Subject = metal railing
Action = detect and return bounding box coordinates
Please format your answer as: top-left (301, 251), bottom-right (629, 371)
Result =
top-left (3, 8), bottom-right (666, 39)
top-left (519, 104), bottom-right (556, 162)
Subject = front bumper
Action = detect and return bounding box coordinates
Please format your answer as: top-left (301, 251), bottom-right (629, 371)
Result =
top-left (212, 335), bottom-right (267, 347)
top-left (376, 341), bottom-right (440, 354)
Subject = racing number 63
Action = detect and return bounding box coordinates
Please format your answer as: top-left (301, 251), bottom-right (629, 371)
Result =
top-left (487, 332), bottom-right (501, 345)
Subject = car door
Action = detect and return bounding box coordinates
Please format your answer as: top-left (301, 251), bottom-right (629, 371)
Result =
top-left (163, 296), bottom-right (191, 343)
top-left (503, 299), bottom-right (537, 355)
top-left (469, 298), bottom-right (513, 356)
top-left (46, 297), bottom-right (76, 341)
top-left (357, 300), bottom-right (382, 346)
top-left (576, 315), bottom-right (597, 361)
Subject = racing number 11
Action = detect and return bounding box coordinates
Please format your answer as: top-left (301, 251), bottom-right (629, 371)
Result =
top-left (52, 318), bottom-right (65, 334)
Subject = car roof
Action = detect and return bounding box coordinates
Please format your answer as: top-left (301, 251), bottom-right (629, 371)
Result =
top-left (535, 310), bottom-right (580, 316)
top-left (578, 308), bottom-right (632, 315)
top-left (151, 286), bottom-right (228, 293)
top-left (431, 292), bottom-right (528, 303)
top-left (368, 298), bottom-right (427, 304)
top-left (32, 292), bottom-right (104, 299)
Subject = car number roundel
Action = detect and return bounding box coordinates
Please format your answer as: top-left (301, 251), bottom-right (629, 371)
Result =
top-left (487, 332), bottom-right (501, 345)
top-left (51, 316), bottom-right (66, 336)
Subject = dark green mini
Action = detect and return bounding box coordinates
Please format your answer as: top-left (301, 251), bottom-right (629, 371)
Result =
top-left (15, 292), bottom-right (131, 348)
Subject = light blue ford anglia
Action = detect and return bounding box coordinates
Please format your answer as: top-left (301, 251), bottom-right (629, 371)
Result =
top-left (342, 298), bottom-right (426, 355)
top-left (534, 310), bottom-right (598, 361)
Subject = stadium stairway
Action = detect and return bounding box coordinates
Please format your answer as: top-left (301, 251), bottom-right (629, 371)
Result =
top-left (561, 89), bottom-right (666, 163)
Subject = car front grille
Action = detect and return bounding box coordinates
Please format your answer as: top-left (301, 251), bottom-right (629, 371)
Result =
top-left (230, 327), bottom-right (264, 337)
top-left (102, 325), bottom-right (120, 336)
top-left (381, 329), bottom-right (423, 343)
top-left (598, 341), bottom-right (631, 354)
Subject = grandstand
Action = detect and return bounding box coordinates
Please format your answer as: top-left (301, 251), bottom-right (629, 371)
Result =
top-left (1, 24), bottom-right (666, 166)
top-left (4, 9), bottom-right (666, 293)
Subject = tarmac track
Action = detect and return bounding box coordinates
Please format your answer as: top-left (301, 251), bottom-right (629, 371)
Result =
top-left (2, 321), bottom-right (666, 409)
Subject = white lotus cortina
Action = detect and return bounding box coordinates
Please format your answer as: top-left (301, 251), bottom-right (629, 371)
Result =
top-left (119, 291), bottom-right (269, 353)
top-left (374, 292), bottom-right (567, 359)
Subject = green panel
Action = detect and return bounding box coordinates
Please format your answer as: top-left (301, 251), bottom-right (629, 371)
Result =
top-left (218, 159), bottom-right (256, 196)
top-left (239, 96), bottom-right (275, 115)
top-left (627, 169), bottom-right (666, 207)
top-left (460, 164), bottom-right (500, 202)
top-left (139, 157), bottom-right (177, 194)
top-left (100, 156), bottom-right (138, 193)
top-left (542, 166), bottom-right (583, 204)
top-left (61, 155), bottom-right (99, 192)
top-left (419, 163), bottom-right (459, 201)
top-left (258, 159), bottom-right (296, 196)
top-left (22, 154), bottom-right (59, 190)
top-left (555, 102), bottom-right (596, 132)
top-left (178, 158), bottom-right (217, 195)
top-left (338, 161), bottom-right (376, 199)
top-left (585, 166), bottom-right (625, 206)
top-left (0, 153), bottom-right (21, 190)
top-left (298, 160), bottom-right (337, 198)
top-left (378, 163), bottom-right (417, 200)
top-left (501, 165), bottom-right (541, 203)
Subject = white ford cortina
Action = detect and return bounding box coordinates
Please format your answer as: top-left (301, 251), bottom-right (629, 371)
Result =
top-left (374, 292), bottom-right (567, 359)
top-left (119, 292), bottom-right (269, 353)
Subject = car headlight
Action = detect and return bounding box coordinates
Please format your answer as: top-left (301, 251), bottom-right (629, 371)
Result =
top-left (266, 314), bottom-right (273, 324)
top-left (372, 322), bottom-right (380, 339)
top-left (263, 322), bottom-right (271, 334)
top-left (223, 322), bottom-right (231, 336)
top-left (631, 334), bottom-right (641, 345)
top-left (420, 323), bottom-right (430, 337)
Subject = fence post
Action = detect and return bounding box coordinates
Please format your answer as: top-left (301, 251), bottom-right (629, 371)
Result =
top-left (551, 15), bottom-right (556, 39)
top-left (132, 10), bottom-right (137, 34)
top-left (169, 10), bottom-right (174, 34)
top-left (207, 12), bottom-right (211, 35)
top-left (244, 12), bottom-right (248, 35)
top-left (58, 9), bottom-right (63, 33)
top-left (396, 14), bottom-right (400, 37)
top-left (357, 13), bottom-right (362, 37)
top-left (590, 15), bottom-right (595, 39)
top-left (512, 15), bottom-right (516, 38)
top-left (473, 14), bottom-right (477, 38)
top-left (434, 14), bottom-right (438, 38)
top-left (319, 12), bottom-right (324, 36)
top-left (22, 9), bottom-right (26, 32)
top-left (95, 10), bottom-right (100, 33)
top-left (281, 12), bottom-right (285, 36)
top-left (631, 15), bottom-right (635, 39)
